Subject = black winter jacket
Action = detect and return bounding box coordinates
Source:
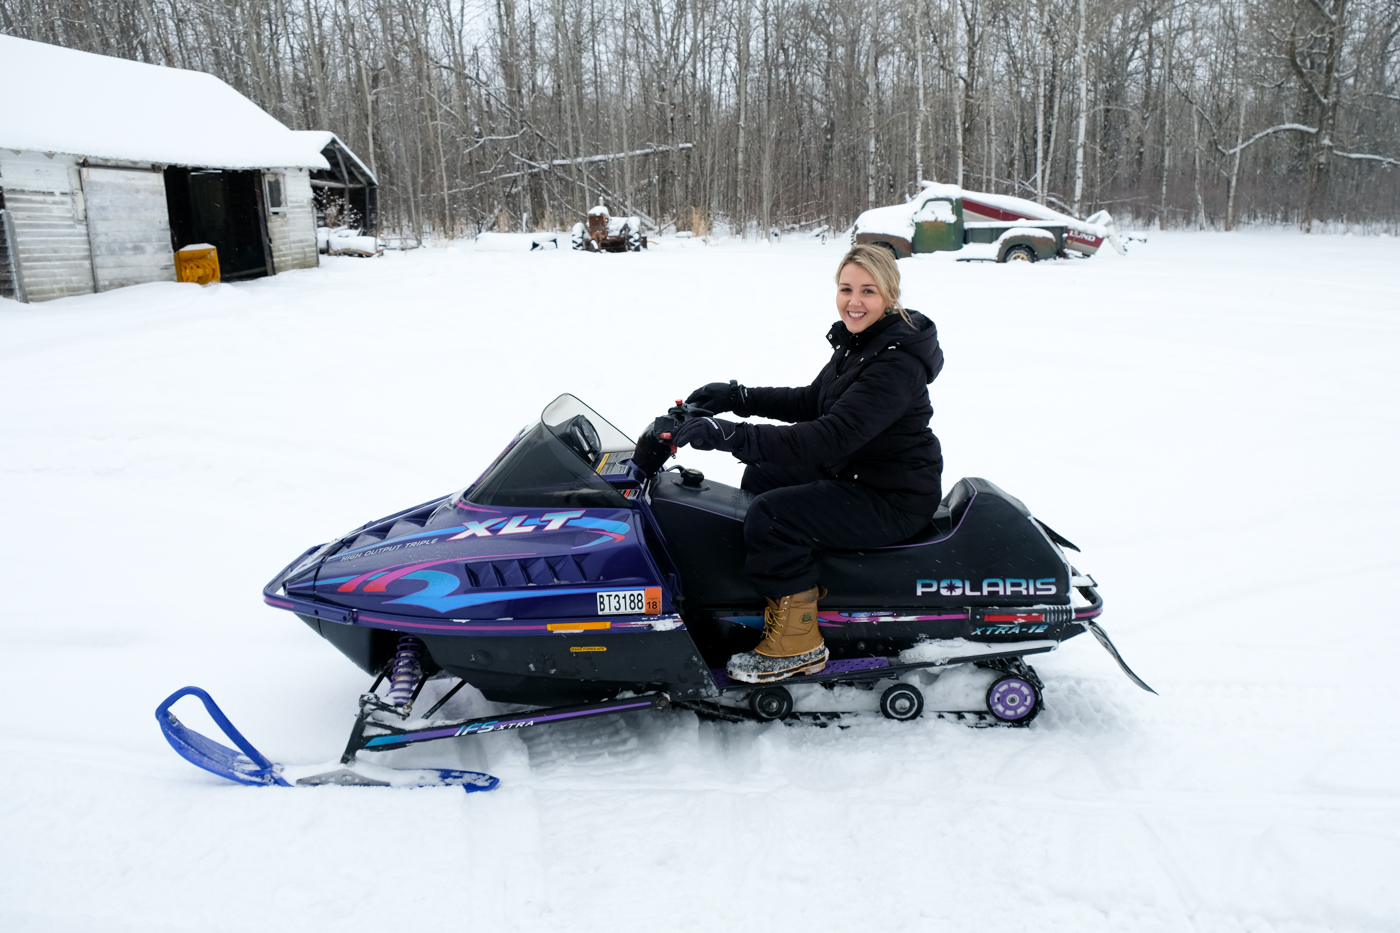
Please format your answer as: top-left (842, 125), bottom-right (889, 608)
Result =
top-left (741, 310), bottom-right (945, 515)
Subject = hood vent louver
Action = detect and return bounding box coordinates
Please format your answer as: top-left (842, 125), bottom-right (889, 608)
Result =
top-left (546, 556), bottom-right (588, 584)
top-left (346, 530), bottom-right (385, 550)
top-left (342, 504), bottom-right (442, 552)
top-left (461, 555), bottom-right (595, 589)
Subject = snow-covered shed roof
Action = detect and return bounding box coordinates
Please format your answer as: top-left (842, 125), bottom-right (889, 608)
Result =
top-left (291, 131), bottom-right (377, 185)
top-left (0, 36), bottom-right (329, 171)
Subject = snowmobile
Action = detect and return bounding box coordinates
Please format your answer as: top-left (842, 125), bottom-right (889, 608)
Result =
top-left (157, 394), bottom-right (1153, 791)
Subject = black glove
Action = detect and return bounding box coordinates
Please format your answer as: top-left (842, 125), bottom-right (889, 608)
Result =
top-left (629, 416), bottom-right (677, 476)
top-left (671, 416), bottom-right (758, 461)
top-left (685, 380), bottom-right (750, 416)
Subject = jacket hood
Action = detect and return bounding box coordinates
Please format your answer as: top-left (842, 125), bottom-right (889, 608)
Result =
top-left (827, 309), bottom-right (944, 383)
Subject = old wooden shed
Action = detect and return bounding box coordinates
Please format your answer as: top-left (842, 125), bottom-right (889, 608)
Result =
top-left (293, 131), bottom-right (380, 234)
top-left (0, 36), bottom-right (354, 303)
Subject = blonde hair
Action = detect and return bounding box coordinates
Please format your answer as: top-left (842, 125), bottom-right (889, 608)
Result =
top-left (835, 244), bottom-right (911, 325)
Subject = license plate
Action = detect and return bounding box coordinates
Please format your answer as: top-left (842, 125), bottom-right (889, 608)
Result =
top-left (596, 587), bottom-right (662, 615)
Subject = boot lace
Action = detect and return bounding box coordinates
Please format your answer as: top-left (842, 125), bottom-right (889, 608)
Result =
top-left (762, 604), bottom-right (786, 640)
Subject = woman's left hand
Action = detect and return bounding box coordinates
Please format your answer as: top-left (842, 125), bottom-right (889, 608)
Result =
top-left (671, 416), bottom-right (756, 459)
top-left (685, 381), bottom-right (749, 415)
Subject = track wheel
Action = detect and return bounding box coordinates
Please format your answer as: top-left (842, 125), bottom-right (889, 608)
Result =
top-left (748, 686), bottom-right (793, 721)
top-left (879, 683), bottom-right (925, 721)
top-left (986, 676), bottom-right (1040, 725)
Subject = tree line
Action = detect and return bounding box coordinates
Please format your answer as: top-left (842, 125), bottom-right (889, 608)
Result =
top-left (3, 0), bottom-right (1397, 237)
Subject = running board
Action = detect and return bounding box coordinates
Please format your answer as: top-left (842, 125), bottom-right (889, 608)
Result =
top-left (709, 642), bottom-right (1058, 692)
top-left (676, 702), bottom-right (1030, 729)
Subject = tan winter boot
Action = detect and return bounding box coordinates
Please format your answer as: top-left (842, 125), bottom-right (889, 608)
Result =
top-left (726, 585), bottom-right (829, 684)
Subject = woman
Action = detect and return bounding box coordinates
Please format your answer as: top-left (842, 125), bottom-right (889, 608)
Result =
top-left (671, 244), bottom-right (945, 684)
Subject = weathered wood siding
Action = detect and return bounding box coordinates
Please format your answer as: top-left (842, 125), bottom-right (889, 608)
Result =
top-left (267, 168), bottom-right (318, 273)
top-left (83, 164), bottom-right (176, 291)
top-left (0, 151), bottom-right (95, 302)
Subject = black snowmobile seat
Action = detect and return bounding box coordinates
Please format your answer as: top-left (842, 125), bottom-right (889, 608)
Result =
top-left (650, 471), bottom-right (971, 544)
top-left (879, 478), bottom-right (975, 547)
top-left (648, 474), bottom-right (1031, 609)
top-left (813, 477), bottom-right (1067, 608)
top-left (652, 471), bottom-right (971, 528)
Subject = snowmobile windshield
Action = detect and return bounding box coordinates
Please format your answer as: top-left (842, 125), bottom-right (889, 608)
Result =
top-left (463, 395), bottom-right (635, 509)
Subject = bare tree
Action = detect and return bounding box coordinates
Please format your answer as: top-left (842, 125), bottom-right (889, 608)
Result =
top-left (4, 0), bottom-right (1394, 236)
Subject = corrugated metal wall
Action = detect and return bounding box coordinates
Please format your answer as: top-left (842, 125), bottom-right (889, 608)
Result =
top-left (83, 164), bottom-right (176, 291)
top-left (0, 152), bottom-right (96, 302)
top-left (0, 198), bottom-right (20, 301)
top-left (266, 167), bottom-right (318, 274)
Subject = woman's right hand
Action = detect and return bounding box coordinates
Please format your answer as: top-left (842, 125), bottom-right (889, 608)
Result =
top-left (686, 380), bottom-right (748, 415)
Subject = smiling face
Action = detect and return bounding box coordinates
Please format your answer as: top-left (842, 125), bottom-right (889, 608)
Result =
top-left (836, 262), bottom-right (888, 334)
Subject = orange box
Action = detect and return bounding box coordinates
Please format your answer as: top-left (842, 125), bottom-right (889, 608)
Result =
top-left (175, 244), bottom-right (220, 285)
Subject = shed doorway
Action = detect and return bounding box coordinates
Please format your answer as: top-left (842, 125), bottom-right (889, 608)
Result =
top-left (164, 168), bottom-right (272, 281)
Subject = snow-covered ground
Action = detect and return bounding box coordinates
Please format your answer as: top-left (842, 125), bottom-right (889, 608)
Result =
top-left (2, 231), bottom-right (1397, 932)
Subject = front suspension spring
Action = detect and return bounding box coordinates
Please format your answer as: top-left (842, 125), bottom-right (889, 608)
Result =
top-left (385, 634), bottom-right (426, 709)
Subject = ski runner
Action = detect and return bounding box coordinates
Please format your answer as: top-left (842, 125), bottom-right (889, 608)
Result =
top-left (672, 244), bottom-right (945, 683)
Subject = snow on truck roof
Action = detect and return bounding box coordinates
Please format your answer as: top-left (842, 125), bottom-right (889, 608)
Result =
top-left (0, 35), bottom-right (329, 171)
top-left (856, 182), bottom-right (1108, 239)
top-left (930, 183), bottom-right (1099, 232)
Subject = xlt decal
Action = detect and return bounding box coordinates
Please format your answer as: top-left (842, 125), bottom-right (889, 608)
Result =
top-left (326, 510), bottom-right (631, 563)
top-left (449, 510), bottom-right (587, 538)
top-left (916, 578), bottom-right (1057, 596)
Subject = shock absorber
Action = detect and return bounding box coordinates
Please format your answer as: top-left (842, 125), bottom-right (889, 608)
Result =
top-left (385, 634), bottom-right (426, 710)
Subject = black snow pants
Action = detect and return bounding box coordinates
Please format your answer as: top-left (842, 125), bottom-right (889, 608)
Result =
top-left (741, 462), bottom-right (932, 600)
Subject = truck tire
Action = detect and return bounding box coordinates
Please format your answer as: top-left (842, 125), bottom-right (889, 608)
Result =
top-left (1001, 244), bottom-right (1036, 263)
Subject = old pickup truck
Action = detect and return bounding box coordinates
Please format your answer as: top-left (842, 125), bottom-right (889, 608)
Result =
top-left (854, 183), bottom-right (1125, 263)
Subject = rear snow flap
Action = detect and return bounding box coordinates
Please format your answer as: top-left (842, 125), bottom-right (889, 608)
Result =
top-left (1084, 620), bottom-right (1156, 694)
top-left (1034, 518), bottom-right (1081, 552)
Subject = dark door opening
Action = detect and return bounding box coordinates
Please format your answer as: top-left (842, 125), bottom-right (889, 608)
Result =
top-left (164, 168), bottom-right (272, 281)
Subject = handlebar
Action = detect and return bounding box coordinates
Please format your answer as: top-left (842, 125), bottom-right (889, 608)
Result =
top-left (629, 399), bottom-right (715, 478)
